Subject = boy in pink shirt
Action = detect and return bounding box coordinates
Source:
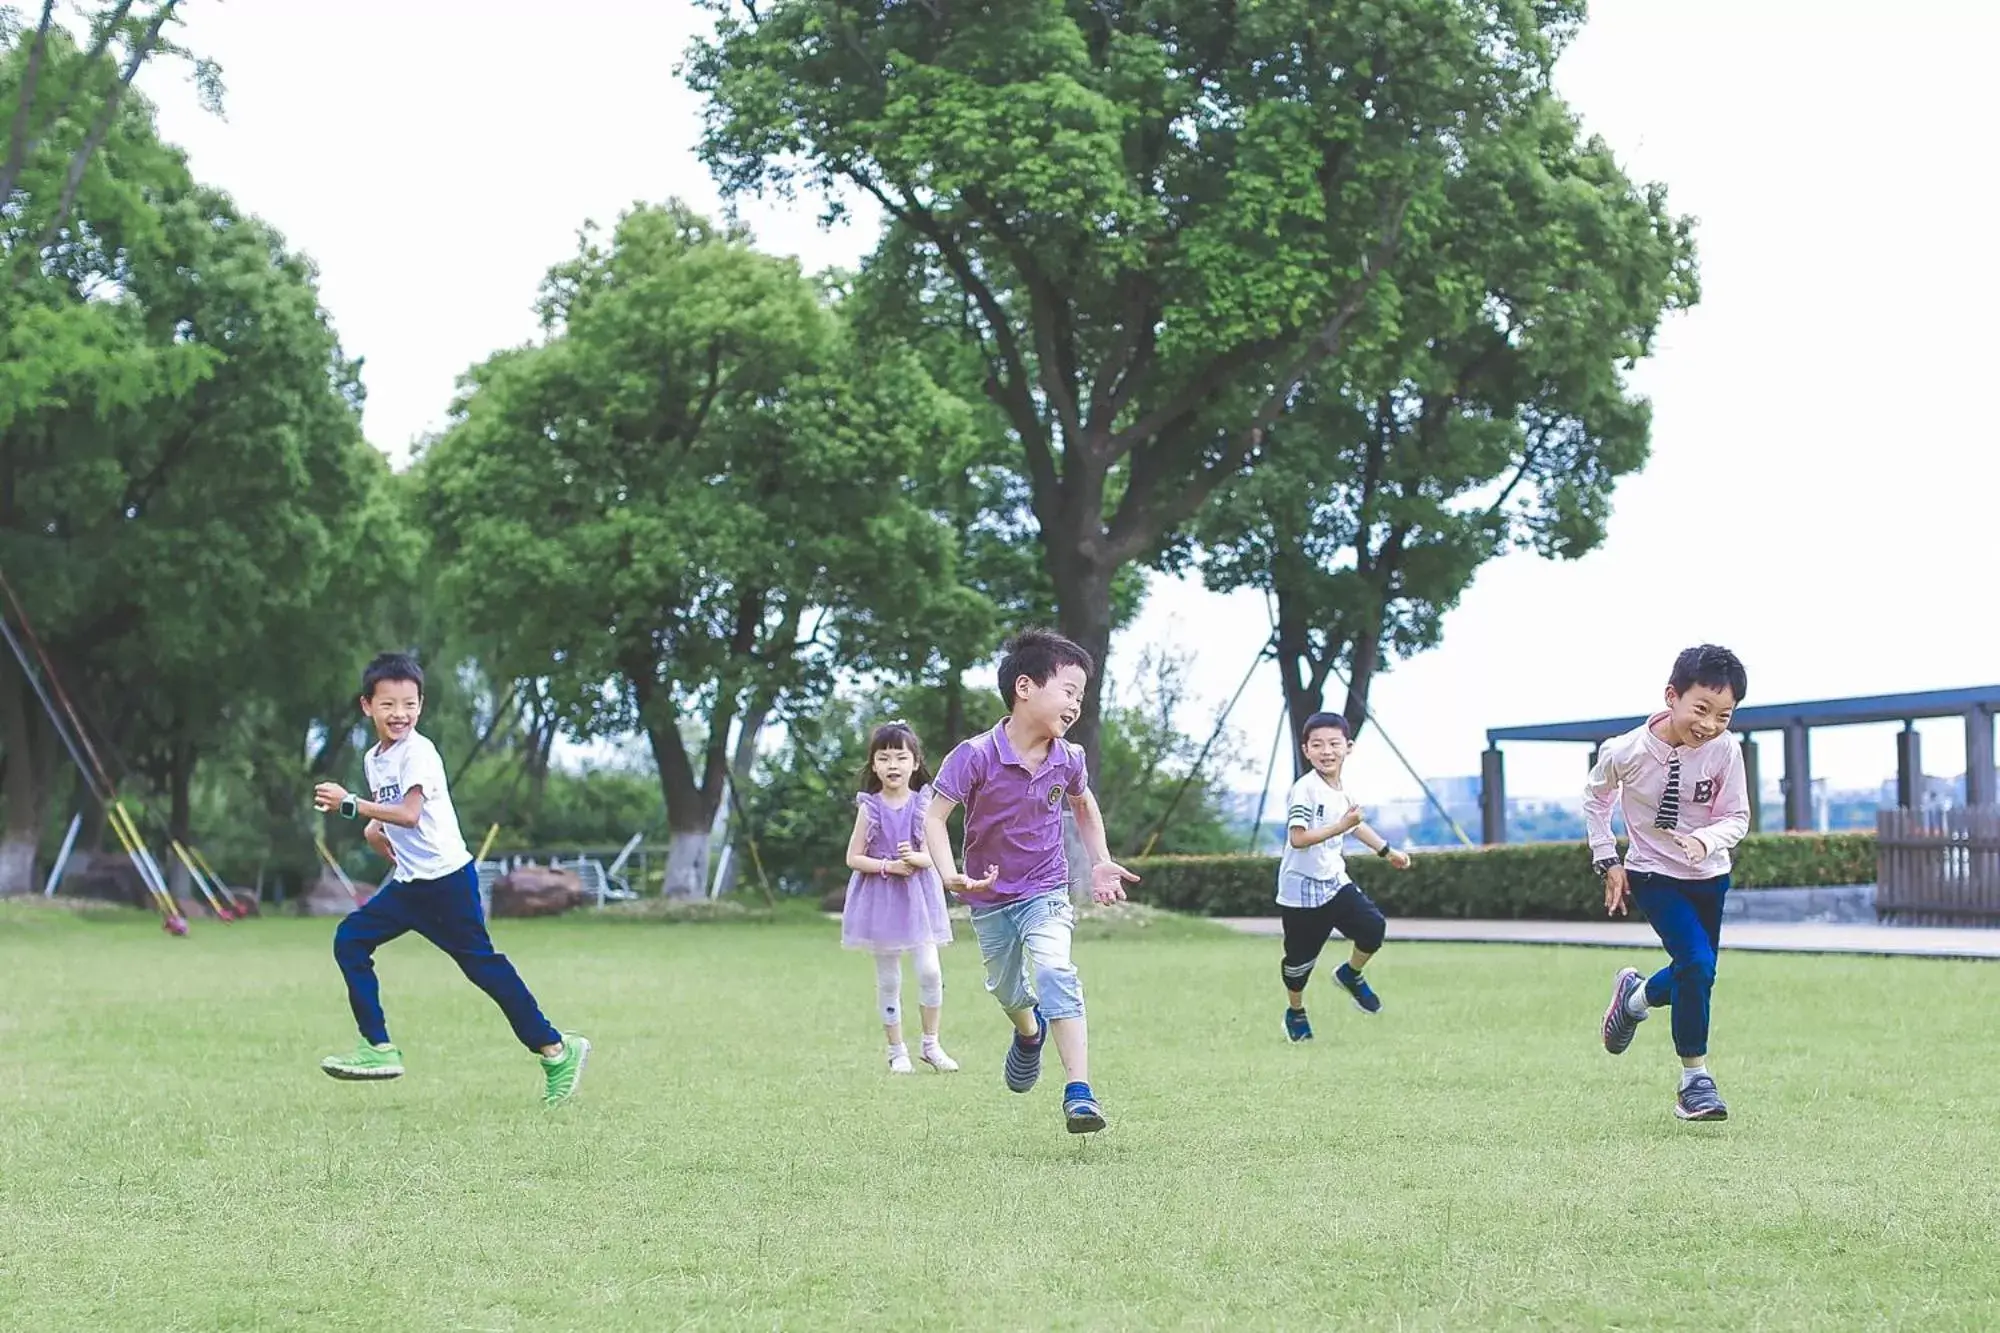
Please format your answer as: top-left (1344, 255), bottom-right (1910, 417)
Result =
top-left (1586, 644), bottom-right (1750, 1122)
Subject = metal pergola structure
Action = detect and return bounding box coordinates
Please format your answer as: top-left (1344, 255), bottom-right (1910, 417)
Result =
top-left (1478, 685), bottom-right (2000, 844)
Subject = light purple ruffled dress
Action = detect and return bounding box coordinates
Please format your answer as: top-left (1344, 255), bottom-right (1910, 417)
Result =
top-left (840, 788), bottom-right (954, 951)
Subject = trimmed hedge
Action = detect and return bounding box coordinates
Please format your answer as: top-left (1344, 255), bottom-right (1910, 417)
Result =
top-left (1126, 832), bottom-right (1876, 921)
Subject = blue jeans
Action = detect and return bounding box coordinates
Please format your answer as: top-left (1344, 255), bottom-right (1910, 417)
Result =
top-left (969, 890), bottom-right (1084, 1021)
top-left (332, 860), bottom-right (560, 1051)
top-left (1631, 871), bottom-right (1729, 1058)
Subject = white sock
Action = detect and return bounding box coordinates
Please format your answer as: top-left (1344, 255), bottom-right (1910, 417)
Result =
top-left (1681, 1065), bottom-right (1708, 1088)
top-left (1626, 988), bottom-right (1651, 1018)
top-left (921, 1034), bottom-right (943, 1051)
top-left (887, 1042), bottom-right (909, 1060)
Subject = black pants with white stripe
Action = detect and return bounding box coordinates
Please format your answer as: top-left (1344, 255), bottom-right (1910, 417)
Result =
top-left (1280, 885), bottom-right (1387, 994)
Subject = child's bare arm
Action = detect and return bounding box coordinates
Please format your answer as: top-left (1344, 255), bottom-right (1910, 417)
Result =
top-left (1068, 789), bottom-right (1139, 904)
top-left (843, 806), bottom-right (880, 874)
top-left (314, 782), bottom-right (424, 829)
top-left (925, 793), bottom-right (994, 892)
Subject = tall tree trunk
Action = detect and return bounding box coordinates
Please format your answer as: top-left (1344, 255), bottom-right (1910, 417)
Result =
top-left (0, 670), bottom-right (46, 895)
top-left (165, 739), bottom-right (194, 900)
top-left (1340, 617), bottom-right (1383, 743)
top-left (645, 712), bottom-right (719, 900)
top-left (941, 666), bottom-right (967, 747)
top-left (1272, 587), bottom-right (1345, 779)
top-left (1046, 551), bottom-right (1117, 778)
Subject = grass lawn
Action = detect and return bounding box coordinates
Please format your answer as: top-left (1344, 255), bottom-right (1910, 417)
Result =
top-left (2, 899), bottom-right (1997, 1331)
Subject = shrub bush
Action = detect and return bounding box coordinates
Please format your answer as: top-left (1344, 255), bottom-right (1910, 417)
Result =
top-left (1126, 832), bottom-right (1876, 920)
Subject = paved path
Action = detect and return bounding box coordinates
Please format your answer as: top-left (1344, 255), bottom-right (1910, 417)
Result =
top-left (1213, 916), bottom-right (2000, 960)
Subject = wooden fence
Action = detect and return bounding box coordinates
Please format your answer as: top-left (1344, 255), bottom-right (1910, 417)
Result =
top-left (1876, 805), bottom-right (2000, 927)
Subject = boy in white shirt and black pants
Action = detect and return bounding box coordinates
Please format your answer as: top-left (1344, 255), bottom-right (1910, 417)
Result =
top-left (311, 653), bottom-right (589, 1106)
top-left (1279, 712), bottom-right (1412, 1042)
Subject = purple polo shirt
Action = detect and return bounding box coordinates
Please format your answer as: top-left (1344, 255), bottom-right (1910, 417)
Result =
top-left (931, 719), bottom-right (1090, 908)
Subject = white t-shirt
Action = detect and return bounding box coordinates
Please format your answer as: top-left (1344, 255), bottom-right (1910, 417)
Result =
top-left (362, 731), bottom-right (471, 882)
top-left (1277, 771), bottom-right (1358, 907)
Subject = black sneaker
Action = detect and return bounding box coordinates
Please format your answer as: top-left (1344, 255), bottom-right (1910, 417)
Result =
top-left (1004, 1007), bottom-right (1046, 1093)
top-left (1284, 1007), bottom-right (1313, 1042)
top-left (1335, 963), bottom-right (1381, 1014)
top-left (1675, 1073), bottom-right (1728, 1122)
top-left (1602, 967), bottom-right (1647, 1055)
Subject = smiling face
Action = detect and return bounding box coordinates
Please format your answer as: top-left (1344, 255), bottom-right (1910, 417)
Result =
top-left (1663, 681), bottom-right (1737, 748)
top-left (360, 677), bottom-right (423, 748)
top-left (1301, 722), bottom-right (1351, 778)
top-left (1014, 663), bottom-right (1088, 739)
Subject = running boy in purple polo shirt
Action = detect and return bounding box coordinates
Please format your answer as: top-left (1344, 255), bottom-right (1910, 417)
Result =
top-left (923, 629), bottom-right (1139, 1134)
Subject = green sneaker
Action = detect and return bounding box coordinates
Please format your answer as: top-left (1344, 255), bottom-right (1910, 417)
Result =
top-left (321, 1040), bottom-right (405, 1081)
top-left (541, 1033), bottom-right (590, 1106)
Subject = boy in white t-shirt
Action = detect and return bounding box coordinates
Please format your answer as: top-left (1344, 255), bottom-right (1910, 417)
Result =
top-left (310, 653), bottom-right (589, 1106)
top-left (1278, 712), bottom-right (1412, 1042)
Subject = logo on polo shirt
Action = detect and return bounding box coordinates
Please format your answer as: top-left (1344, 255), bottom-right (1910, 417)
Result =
top-left (1047, 784), bottom-right (1065, 808)
top-left (1692, 778), bottom-right (1716, 804)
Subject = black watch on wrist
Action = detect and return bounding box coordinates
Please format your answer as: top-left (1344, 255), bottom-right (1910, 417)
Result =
top-left (1375, 845), bottom-right (1393, 859)
top-left (1592, 856), bottom-right (1619, 878)
top-left (340, 795), bottom-right (358, 821)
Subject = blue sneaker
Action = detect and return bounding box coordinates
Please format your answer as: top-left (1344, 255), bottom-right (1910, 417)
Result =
top-left (1004, 1008), bottom-right (1046, 1093)
top-left (1284, 1007), bottom-right (1313, 1042)
top-left (1063, 1081), bottom-right (1106, 1134)
top-left (1335, 963), bottom-right (1381, 1014)
top-left (1602, 967), bottom-right (1647, 1055)
top-left (1675, 1073), bottom-right (1728, 1122)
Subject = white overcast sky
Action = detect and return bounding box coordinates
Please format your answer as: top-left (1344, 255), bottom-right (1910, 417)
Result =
top-left (138, 1), bottom-right (1998, 805)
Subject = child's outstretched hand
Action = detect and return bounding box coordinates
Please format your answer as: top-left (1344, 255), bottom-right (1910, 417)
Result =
top-left (1385, 848), bottom-right (1412, 870)
top-left (1090, 859), bottom-right (1139, 905)
top-left (312, 782), bottom-right (350, 813)
top-left (947, 865), bottom-right (999, 894)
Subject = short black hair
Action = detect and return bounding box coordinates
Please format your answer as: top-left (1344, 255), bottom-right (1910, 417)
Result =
top-left (1668, 644), bottom-right (1746, 704)
top-left (995, 628), bottom-right (1094, 711)
top-left (1300, 711), bottom-right (1351, 743)
top-left (360, 652), bottom-right (425, 701)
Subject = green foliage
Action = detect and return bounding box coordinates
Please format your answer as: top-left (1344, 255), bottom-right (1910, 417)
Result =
top-left (1127, 833), bottom-right (1880, 920)
top-left (1, 30), bottom-right (393, 895)
top-left (1181, 93), bottom-right (1698, 742)
top-left (690, 0), bottom-right (1601, 760)
top-left (419, 202), bottom-right (982, 887)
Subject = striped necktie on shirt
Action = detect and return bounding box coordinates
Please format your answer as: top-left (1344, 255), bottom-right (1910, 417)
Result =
top-left (1655, 753), bottom-right (1682, 830)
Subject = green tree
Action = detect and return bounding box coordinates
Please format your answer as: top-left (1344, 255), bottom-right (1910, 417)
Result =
top-left (0, 182), bottom-right (388, 897)
top-left (2, 2), bottom-right (215, 288)
top-left (1184, 94), bottom-right (1697, 760)
top-left (0, 24), bottom-right (201, 892)
top-left (689, 0), bottom-right (1582, 767)
top-left (421, 202), bottom-right (978, 897)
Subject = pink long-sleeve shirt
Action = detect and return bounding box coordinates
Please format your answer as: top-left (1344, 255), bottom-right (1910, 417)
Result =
top-left (1584, 712), bottom-right (1751, 879)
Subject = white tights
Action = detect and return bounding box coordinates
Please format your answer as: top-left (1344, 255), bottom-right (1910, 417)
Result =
top-left (874, 944), bottom-right (943, 1028)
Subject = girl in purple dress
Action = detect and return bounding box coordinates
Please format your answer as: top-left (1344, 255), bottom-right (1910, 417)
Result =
top-left (842, 721), bottom-right (956, 1074)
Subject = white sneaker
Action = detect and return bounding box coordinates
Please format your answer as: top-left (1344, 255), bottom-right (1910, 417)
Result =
top-left (920, 1044), bottom-right (959, 1073)
top-left (888, 1046), bottom-right (915, 1074)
